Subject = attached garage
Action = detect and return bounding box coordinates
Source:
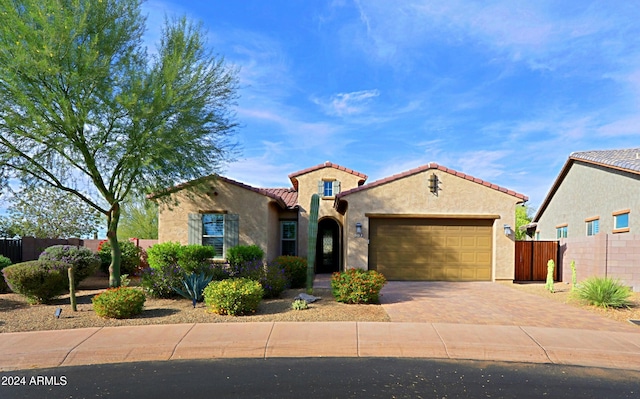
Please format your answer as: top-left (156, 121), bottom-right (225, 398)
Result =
top-left (368, 217), bottom-right (494, 281)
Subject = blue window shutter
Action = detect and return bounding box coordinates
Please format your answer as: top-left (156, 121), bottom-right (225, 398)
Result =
top-left (224, 214), bottom-right (239, 256)
top-left (188, 213), bottom-right (202, 244)
top-left (318, 181), bottom-right (324, 195)
top-left (333, 180), bottom-right (341, 194)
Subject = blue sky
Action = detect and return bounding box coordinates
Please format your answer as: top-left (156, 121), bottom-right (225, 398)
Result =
top-left (6, 1), bottom-right (640, 214)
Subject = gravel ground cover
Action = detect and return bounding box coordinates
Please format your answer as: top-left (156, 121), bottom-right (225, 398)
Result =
top-left (0, 274), bottom-right (390, 333)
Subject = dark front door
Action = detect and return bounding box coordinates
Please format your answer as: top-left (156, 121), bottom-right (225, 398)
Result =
top-left (315, 219), bottom-right (340, 273)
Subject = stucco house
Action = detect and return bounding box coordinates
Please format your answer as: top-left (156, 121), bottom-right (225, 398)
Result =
top-left (156, 161), bottom-right (527, 281)
top-left (533, 149), bottom-right (640, 240)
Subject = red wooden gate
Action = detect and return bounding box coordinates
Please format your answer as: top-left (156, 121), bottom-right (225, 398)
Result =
top-left (515, 241), bottom-right (559, 281)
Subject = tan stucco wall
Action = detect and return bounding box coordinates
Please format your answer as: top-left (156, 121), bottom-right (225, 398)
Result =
top-left (157, 179), bottom-right (280, 259)
top-left (294, 167), bottom-right (364, 261)
top-left (341, 169), bottom-right (521, 281)
top-left (536, 162), bottom-right (640, 239)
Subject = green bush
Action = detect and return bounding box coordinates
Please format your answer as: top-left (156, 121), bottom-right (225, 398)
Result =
top-left (147, 241), bottom-right (182, 269)
top-left (203, 278), bottom-right (263, 316)
top-left (575, 276), bottom-right (632, 308)
top-left (2, 260), bottom-right (69, 304)
top-left (98, 240), bottom-right (142, 276)
top-left (273, 256), bottom-right (307, 288)
top-left (0, 255), bottom-right (12, 293)
top-left (177, 245), bottom-right (216, 274)
top-left (39, 245), bottom-right (100, 287)
top-left (331, 269), bottom-right (387, 304)
top-left (292, 299), bottom-right (308, 310)
top-left (92, 287), bottom-right (146, 318)
top-left (261, 262), bottom-right (289, 299)
top-left (226, 245), bottom-right (264, 268)
top-left (141, 263), bottom-right (183, 298)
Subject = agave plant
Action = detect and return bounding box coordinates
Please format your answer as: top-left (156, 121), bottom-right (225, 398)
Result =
top-left (173, 272), bottom-right (214, 308)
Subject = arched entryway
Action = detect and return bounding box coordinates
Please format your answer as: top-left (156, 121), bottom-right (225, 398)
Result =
top-left (315, 218), bottom-right (341, 273)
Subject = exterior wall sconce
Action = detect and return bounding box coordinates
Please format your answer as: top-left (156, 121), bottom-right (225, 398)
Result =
top-left (503, 224), bottom-right (512, 236)
top-left (428, 173), bottom-right (440, 195)
top-left (355, 222), bottom-right (363, 237)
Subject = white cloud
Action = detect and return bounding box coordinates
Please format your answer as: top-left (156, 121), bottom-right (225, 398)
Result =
top-left (313, 89), bottom-right (380, 117)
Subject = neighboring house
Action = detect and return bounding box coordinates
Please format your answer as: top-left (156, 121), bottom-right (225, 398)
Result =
top-left (155, 161), bottom-right (527, 281)
top-left (533, 149), bottom-right (640, 240)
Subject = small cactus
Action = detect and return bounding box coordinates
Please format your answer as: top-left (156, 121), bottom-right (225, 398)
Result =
top-left (570, 260), bottom-right (577, 291)
top-left (545, 259), bottom-right (555, 293)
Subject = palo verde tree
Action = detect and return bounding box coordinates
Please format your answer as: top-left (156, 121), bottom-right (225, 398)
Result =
top-left (0, 0), bottom-right (238, 286)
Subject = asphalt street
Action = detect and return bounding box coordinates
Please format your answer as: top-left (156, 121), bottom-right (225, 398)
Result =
top-left (1, 358), bottom-right (639, 399)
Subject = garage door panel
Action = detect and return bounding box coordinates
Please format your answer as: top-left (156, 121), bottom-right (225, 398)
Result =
top-left (369, 218), bottom-right (493, 281)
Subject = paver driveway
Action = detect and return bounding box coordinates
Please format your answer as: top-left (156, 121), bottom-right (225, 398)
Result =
top-left (379, 281), bottom-right (638, 332)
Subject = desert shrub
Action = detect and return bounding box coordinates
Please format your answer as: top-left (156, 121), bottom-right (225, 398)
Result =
top-left (291, 299), bottom-right (308, 310)
top-left (177, 245), bottom-right (216, 274)
top-left (273, 256), bottom-right (307, 288)
top-left (226, 245), bottom-right (264, 268)
top-left (229, 259), bottom-right (288, 298)
top-left (331, 269), bottom-right (387, 304)
top-left (147, 241), bottom-right (182, 269)
top-left (92, 287), bottom-right (146, 318)
top-left (140, 263), bottom-right (183, 298)
top-left (0, 255), bottom-right (12, 293)
top-left (575, 276), bottom-right (632, 308)
top-left (39, 245), bottom-right (100, 287)
top-left (2, 260), bottom-right (69, 304)
top-left (203, 278), bottom-right (263, 316)
top-left (98, 240), bottom-right (142, 276)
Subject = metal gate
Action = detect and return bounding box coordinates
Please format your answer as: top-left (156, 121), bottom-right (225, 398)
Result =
top-left (514, 241), bottom-right (559, 281)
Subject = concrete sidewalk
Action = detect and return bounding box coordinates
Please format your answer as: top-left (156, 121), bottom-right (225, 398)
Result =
top-left (1, 321), bottom-right (640, 372)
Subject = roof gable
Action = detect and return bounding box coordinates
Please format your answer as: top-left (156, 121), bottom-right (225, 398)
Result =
top-left (533, 148), bottom-right (640, 222)
top-left (288, 161), bottom-right (367, 190)
top-left (336, 162), bottom-right (528, 201)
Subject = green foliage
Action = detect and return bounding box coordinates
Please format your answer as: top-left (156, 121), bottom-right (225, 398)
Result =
top-left (545, 259), bottom-right (555, 293)
top-left (38, 245), bottom-right (100, 287)
top-left (98, 240), bottom-right (142, 276)
top-left (2, 260), bottom-right (69, 304)
top-left (147, 242), bottom-right (182, 269)
top-left (0, 0), bottom-right (239, 287)
top-left (260, 262), bottom-right (289, 299)
top-left (177, 245), bottom-right (216, 274)
top-left (291, 299), bottom-right (308, 310)
top-left (0, 187), bottom-right (102, 239)
top-left (331, 269), bottom-right (387, 304)
top-left (515, 205), bottom-right (534, 240)
top-left (0, 255), bottom-right (11, 293)
top-left (226, 245), bottom-right (264, 267)
top-left (575, 277), bottom-right (632, 308)
top-left (173, 272), bottom-right (214, 306)
top-left (203, 278), bottom-right (263, 316)
top-left (273, 256), bottom-right (307, 289)
top-left (118, 197), bottom-right (158, 239)
top-left (307, 194), bottom-right (320, 293)
top-left (570, 260), bottom-right (577, 291)
top-left (92, 287), bottom-right (146, 319)
top-left (141, 263), bottom-right (183, 298)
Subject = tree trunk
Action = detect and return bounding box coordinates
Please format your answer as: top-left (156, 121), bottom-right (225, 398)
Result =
top-left (107, 202), bottom-right (122, 288)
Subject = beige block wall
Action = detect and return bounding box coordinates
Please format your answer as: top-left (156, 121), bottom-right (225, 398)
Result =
top-left (295, 167), bottom-right (364, 258)
top-left (157, 179), bottom-right (278, 259)
top-left (342, 170), bottom-right (521, 280)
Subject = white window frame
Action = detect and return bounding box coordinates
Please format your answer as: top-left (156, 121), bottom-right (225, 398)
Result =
top-left (613, 210), bottom-right (630, 233)
top-left (586, 218), bottom-right (599, 236)
top-left (556, 225), bottom-right (568, 239)
top-left (202, 213), bottom-right (225, 258)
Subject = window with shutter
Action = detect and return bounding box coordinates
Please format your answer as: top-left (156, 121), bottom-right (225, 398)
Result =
top-left (202, 214), bottom-right (225, 258)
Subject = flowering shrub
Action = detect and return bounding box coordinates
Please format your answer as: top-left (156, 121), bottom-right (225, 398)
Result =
top-left (39, 245), bottom-right (100, 287)
top-left (229, 259), bottom-right (288, 298)
top-left (92, 287), bottom-right (146, 319)
top-left (98, 240), bottom-right (142, 276)
top-left (204, 278), bottom-right (263, 316)
top-left (273, 256), bottom-right (307, 288)
top-left (331, 269), bottom-right (387, 304)
top-left (2, 260), bottom-right (69, 304)
top-left (0, 255), bottom-right (12, 293)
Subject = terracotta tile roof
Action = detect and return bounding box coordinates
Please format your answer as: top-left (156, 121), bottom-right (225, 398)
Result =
top-left (262, 188), bottom-right (298, 208)
top-left (288, 161), bottom-right (367, 190)
top-left (336, 162), bottom-right (528, 201)
top-left (533, 148), bottom-right (640, 222)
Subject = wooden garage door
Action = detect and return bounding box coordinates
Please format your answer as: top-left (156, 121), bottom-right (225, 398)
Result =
top-left (369, 218), bottom-right (493, 281)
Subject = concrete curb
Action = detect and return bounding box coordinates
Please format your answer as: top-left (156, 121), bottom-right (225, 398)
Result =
top-left (1, 322), bottom-right (639, 371)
